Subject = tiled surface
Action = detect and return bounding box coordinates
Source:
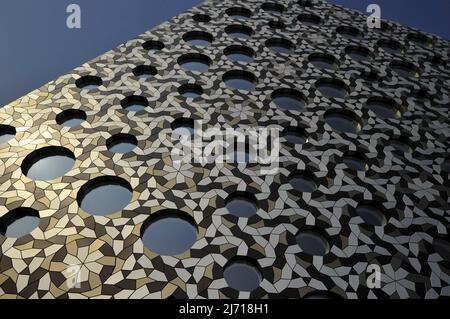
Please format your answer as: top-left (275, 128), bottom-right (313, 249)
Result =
top-left (0, 0), bottom-right (449, 299)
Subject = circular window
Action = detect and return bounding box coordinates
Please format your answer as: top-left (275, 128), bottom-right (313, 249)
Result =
top-left (141, 210), bottom-right (198, 256)
top-left (336, 26), bottom-right (362, 39)
top-left (225, 192), bottom-right (258, 218)
top-left (316, 78), bottom-right (349, 99)
top-left (442, 157), bottom-right (450, 172)
top-left (297, 13), bottom-right (322, 26)
top-left (433, 238), bottom-right (450, 261)
top-left (282, 127), bottom-right (308, 145)
top-left (0, 207), bottom-right (40, 238)
top-left (407, 32), bottom-right (433, 48)
top-left (266, 38), bottom-right (293, 54)
top-left (298, 0), bottom-right (313, 7)
top-left (324, 109), bottom-right (362, 134)
top-left (296, 230), bottom-right (330, 256)
top-left (226, 7), bottom-right (252, 20)
top-left (366, 96), bottom-right (402, 119)
top-left (172, 118), bottom-right (195, 138)
top-left (224, 258), bottom-right (262, 292)
top-left (289, 172), bottom-right (317, 193)
top-left (355, 204), bottom-right (387, 226)
top-left (261, 2), bottom-right (285, 14)
top-left (225, 24), bottom-right (253, 39)
top-left (142, 40), bottom-right (164, 52)
top-left (377, 39), bottom-right (403, 54)
top-left (56, 109), bottom-right (87, 127)
top-left (308, 52), bottom-right (339, 71)
top-left (0, 125), bottom-right (16, 144)
top-left (132, 65), bottom-right (157, 79)
top-left (22, 146), bottom-right (75, 181)
top-left (178, 83), bottom-right (204, 99)
top-left (268, 19), bottom-right (286, 30)
top-left (224, 45), bottom-right (255, 62)
top-left (183, 31), bottom-right (213, 47)
top-left (106, 133), bottom-right (138, 154)
top-left (223, 70), bottom-right (257, 91)
top-left (387, 137), bottom-right (412, 154)
top-left (192, 13), bottom-right (211, 23)
top-left (390, 60), bottom-right (420, 79)
top-left (178, 53), bottom-right (211, 72)
top-left (120, 95), bottom-right (149, 112)
top-left (77, 176), bottom-right (133, 216)
top-left (271, 88), bottom-right (307, 112)
top-left (345, 45), bottom-right (373, 62)
top-left (342, 152), bottom-right (368, 172)
top-left (75, 75), bottom-right (103, 91)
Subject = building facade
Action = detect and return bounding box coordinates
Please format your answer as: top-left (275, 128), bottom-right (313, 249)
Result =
top-left (0, 0), bottom-right (449, 298)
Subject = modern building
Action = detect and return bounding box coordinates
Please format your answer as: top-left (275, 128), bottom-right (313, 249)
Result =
top-left (0, 0), bottom-right (449, 299)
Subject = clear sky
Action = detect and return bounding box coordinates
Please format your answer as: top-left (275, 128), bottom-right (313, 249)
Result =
top-left (0, 0), bottom-right (449, 107)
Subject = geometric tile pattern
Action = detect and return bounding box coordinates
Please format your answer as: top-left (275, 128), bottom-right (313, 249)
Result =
top-left (0, 0), bottom-right (449, 299)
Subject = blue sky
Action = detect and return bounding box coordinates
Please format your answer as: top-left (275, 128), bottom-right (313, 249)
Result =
top-left (0, 0), bottom-right (448, 107)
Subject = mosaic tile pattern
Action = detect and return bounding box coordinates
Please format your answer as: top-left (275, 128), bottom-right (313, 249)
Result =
top-left (1, 0), bottom-right (450, 299)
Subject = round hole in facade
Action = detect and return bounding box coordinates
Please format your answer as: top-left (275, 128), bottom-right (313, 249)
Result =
top-left (223, 258), bottom-right (262, 292)
top-left (132, 65), bottom-right (157, 79)
top-left (377, 39), bottom-right (403, 54)
top-left (75, 75), bottom-right (103, 91)
top-left (0, 125), bottom-right (16, 144)
top-left (297, 0), bottom-right (313, 7)
top-left (0, 207), bottom-right (40, 239)
top-left (225, 7), bottom-right (252, 20)
top-left (178, 53), bottom-right (211, 72)
top-left (178, 83), bottom-right (204, 99)
top-left (282, 127), bottom-right (308, 145)
top-left (388, 137), bottom-right (413, 154)
top-left (316, 78), bottom-right (349, 99)
top-left (345, 45), bottom-right (373, 62)
top-left (390, 60), bottom-right (420, 79)
top-left (120, 95), bottom-right (149, 112)
top-left (268, 19), bottom-right (286, 30)
top-left (366, 96), bottom-right (402, 119)
top-left (22, 146), bottom-right (75, 181)
top-left (261, 2), bottom-right (285, 14)
top-left (359, 69), bottom-right (381, 82)
top-left (442, 157), bottom-right (450, 173)
top-left (224, 45), bottom-right (255, 62)
top-left (271, 88), bottom-right (307, 112)
top-left (225, 192), bottom-right (258, 218)
top-left (336, 26), bottom-right (362, 39)
top-left (297, 13), bottom-right (322, 26)
top-left (355, 204), bottom-right (387, 227)
top-left (308, 52), bottom-right (339, 70)
top-left (141, 210), bottom-right (198, 256)
top-left (296, 230), bottom-right (330, 256)
top-left (172, 118), bottom-right (195, 138)
top-left (225, 24), bottom-right (253, 39)
top-left (407, 32), bottom-right (433, 48)
top-left (324, 109), bottom-right (362, 134)
top-left (106, 133), bottom-right (138, 154)
top-left (433, 238), bottom-right (450, 261)
top-left (192, 13), bottom-right (211, 23)
top-left (77, 176), bottom-right (133, 216)
top-left (223, 70), bottom-right (257, 91)
top-left (342, 152), bottom-right (368, 172)
top-left (142, 40), bottom-right (164, 52)
top-left (183, 31), bottom-right (214, 47)
top-left (56, 109), bottom-right (87, 128)
top-left (266, 38), bottom-right (293, 54)
top-left (289, 172), bottom-right (317, 193)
